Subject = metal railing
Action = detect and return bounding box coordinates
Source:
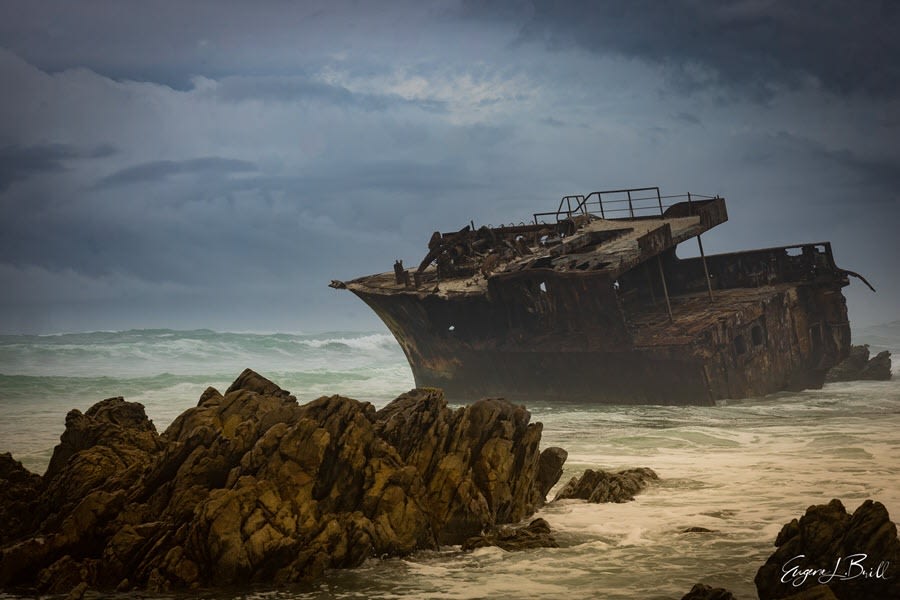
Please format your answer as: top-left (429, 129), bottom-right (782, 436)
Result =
top-left (533, 187), bottom-right (716, 224)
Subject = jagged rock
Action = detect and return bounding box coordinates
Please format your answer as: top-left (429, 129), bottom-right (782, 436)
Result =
top-left (680, 582), bottom-right (736, 600)
top-left (536, 446), bottom-right (568, 498)
top-left (755, 499), bottom-right (900, 600)
top-left (462, 517), bottom-right (558, 551)
top-left (826, 345), bottom-right (892, 382)
top-left (374, 390), bottom-right (553, 544)
top-left (861, 350), bottom-right (892, 379)
top-left (41, 397), bottom-right (163, 531)
top-left (554, 467), bottom-right (658, 503)
top-left (0, 452), bottom-right (43, 544)
top-left (0, 371), bottom-right (563, 594)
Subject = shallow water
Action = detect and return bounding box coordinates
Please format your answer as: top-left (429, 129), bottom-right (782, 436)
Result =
top-left (1, 328), bottom-right (898, 599)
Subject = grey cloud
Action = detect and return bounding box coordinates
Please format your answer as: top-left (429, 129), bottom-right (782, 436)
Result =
top-left (673, 112), bottom-right (701, 126)
top-left (223, 160), bottom-right (486, 197)
top-left (215, 76), bottom-right (378, 106)
top-left (95, 157), bottom-right (257, 188)
top-left (212, 75), bottom-right (448, 113)
top-left (309, 160), bottom-right (484, 194)
top-left (0, 143), bottom-right (115, 192)
top-left (0, 154), bottom-right (483, 291)
top-left (216, 159), bottom-right (489, 236)
top-left (462, 0), bottom-right (900, 98)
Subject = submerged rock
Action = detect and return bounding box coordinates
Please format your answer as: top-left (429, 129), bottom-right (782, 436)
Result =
top-left (0, 371), bottom-right (565, 594)
top-left (825, 344), bottom-right (892, 382)
top-left (554, 467), bottom-right (658, 503)
top-left (755, 499), bottom-right (900, 600)
top-left (680, 582), bottom-right (737, 600)
top-left (461, 517), bottom-right (558, 551)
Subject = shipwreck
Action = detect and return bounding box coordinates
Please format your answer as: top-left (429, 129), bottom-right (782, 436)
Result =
top-left (331, 187), bottom-right (862, 405)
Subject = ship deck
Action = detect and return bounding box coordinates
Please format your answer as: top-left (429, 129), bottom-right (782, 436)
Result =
top-left (347, 208), bottom-right (719, 297)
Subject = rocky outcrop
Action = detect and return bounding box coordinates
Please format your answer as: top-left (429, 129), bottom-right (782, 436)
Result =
top-left (826, 345), bottom-right (892, 382)
top-left (0, 371), bottom-right (565, 594)
top-left (554, 467), bottom-right (658, 503)
top-left (755, 499), bottom-right (900, 600)
top-left (462, 517), bottom-right (558, 551)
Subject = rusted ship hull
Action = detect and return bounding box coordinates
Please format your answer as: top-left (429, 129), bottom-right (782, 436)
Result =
top-left (350, 272), bottom-right (849, 405)
top-left (333, 190), bottom-right (854, 405)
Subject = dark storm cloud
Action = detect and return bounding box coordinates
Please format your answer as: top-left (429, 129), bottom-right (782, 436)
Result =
top-left (462, 0), bottom-right (900, 98)
top-left (0, 0), bottom-right (442, 89)
top-left (813, 148), bottom-right (900, 192)
top-left (95, 157), bottom-right (258, 189)
top-left (0, 1), bottom-right (896, 332)
top-left (741, 132), bottom-right (900, 193)
top-left (0, 143), bottom-right (115, 192)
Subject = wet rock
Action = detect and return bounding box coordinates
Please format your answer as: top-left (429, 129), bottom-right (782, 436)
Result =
top-left (826, 345), bottom-right (892, 382)
top-left (36, 555), bottom-right (97, 595)
top-left (0, 452), bottom-right (43, 544)
top-left (680, 582), bottom-right (736, 600)
top-left (374, 390), bottom-right (553, 544)
top-left (554, 467), bottom-right (658, 503)
top-left (462, 517), bottom-right (558, 551)
top-left (681, 527), bottom-right (717, 534)
top-left (0, 371), bottom-right (561, 593)
top-left (755, 499), bottom-right (900, 600)
top-left (41, 397), bottom-right (163, 530)
top-left (66, 581), bottom-right (90, 600)
top-left (536, 446), bottom-right (568, 499)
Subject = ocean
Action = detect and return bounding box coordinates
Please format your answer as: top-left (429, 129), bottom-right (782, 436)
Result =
top-left (1, 325), bottom-right (898, 599)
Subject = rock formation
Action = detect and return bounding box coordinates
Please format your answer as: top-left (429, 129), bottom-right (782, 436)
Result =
top-left (755, 499), bottom-right (900, 600)
top-left (554, 467), bottom-right (658, 503)
top-left (462, 517), bottom-right (558, 551)
top-left (0, 370), bottom-right (565, 594)
top-left (825, 345), bottom-right (892, 382)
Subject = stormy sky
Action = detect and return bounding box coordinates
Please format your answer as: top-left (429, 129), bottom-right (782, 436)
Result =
top-left (1, 0), bottom-right (898, 334)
